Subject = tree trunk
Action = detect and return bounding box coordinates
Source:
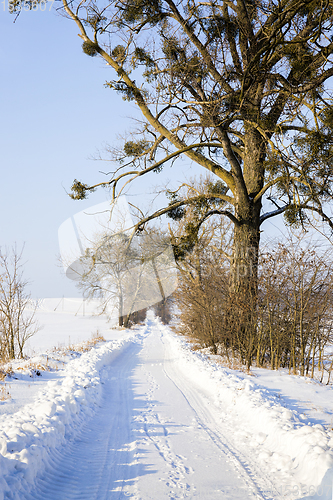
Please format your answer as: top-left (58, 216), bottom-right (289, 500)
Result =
top-left (226, 124), bottom-right (265, 369)
top-left (229, 201), bottom-right (261, 369)
top-left (118, 288), bottom-right (124, 327)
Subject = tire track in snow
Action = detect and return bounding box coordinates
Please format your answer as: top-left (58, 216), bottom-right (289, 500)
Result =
top-left (133, 322), bottom-right (262, 499)
top-left (140, 370), bottom-right (194, 497)
top-left (131, 321), bottom-right (196, 499)
top-left (160, 327), bottom-right (283, 500)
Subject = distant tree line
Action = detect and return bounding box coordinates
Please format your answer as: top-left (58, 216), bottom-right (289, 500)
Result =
top-left (74, 229), bottom-right (175, 328)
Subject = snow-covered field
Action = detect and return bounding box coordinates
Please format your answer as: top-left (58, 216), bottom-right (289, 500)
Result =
top-left (0, 301), bottom-right (332, 499)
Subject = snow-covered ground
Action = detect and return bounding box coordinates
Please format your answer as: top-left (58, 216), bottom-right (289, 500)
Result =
top-left (0, 302), bottom-right (332, 499)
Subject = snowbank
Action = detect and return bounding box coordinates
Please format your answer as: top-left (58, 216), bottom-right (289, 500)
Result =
top-left (0, 328), bottom-right (144, 500)
top-left (165, 329), bottom-right (333, 499)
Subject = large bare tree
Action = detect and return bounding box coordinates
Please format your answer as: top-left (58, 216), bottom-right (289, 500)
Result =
top-left (12, 0), bottom-right (333, 350)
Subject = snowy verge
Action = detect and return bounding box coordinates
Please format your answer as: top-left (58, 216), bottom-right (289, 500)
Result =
top-left (0, 327), bottom-right (145, 500)
top-left (164, 327), bottom-right (333, 499)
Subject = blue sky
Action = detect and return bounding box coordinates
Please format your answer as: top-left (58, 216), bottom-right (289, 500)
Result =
top-left (1, 6), bottom-right (121, 297)
top-left (0, 5), bottom-right (200, 297)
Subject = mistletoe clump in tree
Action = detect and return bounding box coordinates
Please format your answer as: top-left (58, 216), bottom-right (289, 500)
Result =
top-left (24, 0), bottom-right (333, 364)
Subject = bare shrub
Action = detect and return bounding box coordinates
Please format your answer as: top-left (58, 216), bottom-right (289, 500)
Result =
top-left (257, 236), bottom-right (333, 376)
top-left (175, 213), bottom-right (333, 375)
top-left (175, 260), bottom-right (227, 354)
top-left (0, 384), bottom-right (11, 401)
top-left (0, 365), bottom-right (13, 381)
top-left (0, 247), bottom-right (39, 360)
top-left (172, 205), bottom-right (232, 354)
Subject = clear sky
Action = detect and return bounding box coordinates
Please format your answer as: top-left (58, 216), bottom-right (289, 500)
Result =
top-left (0, 3), bottom-right (200, 298)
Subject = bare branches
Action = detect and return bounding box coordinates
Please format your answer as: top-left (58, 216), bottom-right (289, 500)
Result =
top-left (0, 247), bottom-right (39, 360)
top-left (71, 142), bottom-right (237, 200)
top-left (60, 0), bottom-right (333, 232)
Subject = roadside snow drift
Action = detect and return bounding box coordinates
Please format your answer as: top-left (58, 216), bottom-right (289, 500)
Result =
top-left (164, 328), bottom-right (333, 499)
top-left (0, 330), bottom-right (144, 500)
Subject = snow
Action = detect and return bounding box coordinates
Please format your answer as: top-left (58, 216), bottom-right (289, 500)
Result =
top-left (247, 368), bottom-right (333, 429)
top-left (25, 298), bottom-right (119, 354)
top-left (0, 304), bottom-right (332, 499)
top-left (166, 334), bottom-right (333, 499)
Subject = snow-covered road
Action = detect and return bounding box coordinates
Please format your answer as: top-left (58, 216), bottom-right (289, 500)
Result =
top-left (1, 312), bottom-right (333, 500)
top-left (22, 320), bottom-right (272, 500)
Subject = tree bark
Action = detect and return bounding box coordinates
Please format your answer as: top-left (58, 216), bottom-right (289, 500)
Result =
top-left (228, 125), bottom-right (265, 368)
